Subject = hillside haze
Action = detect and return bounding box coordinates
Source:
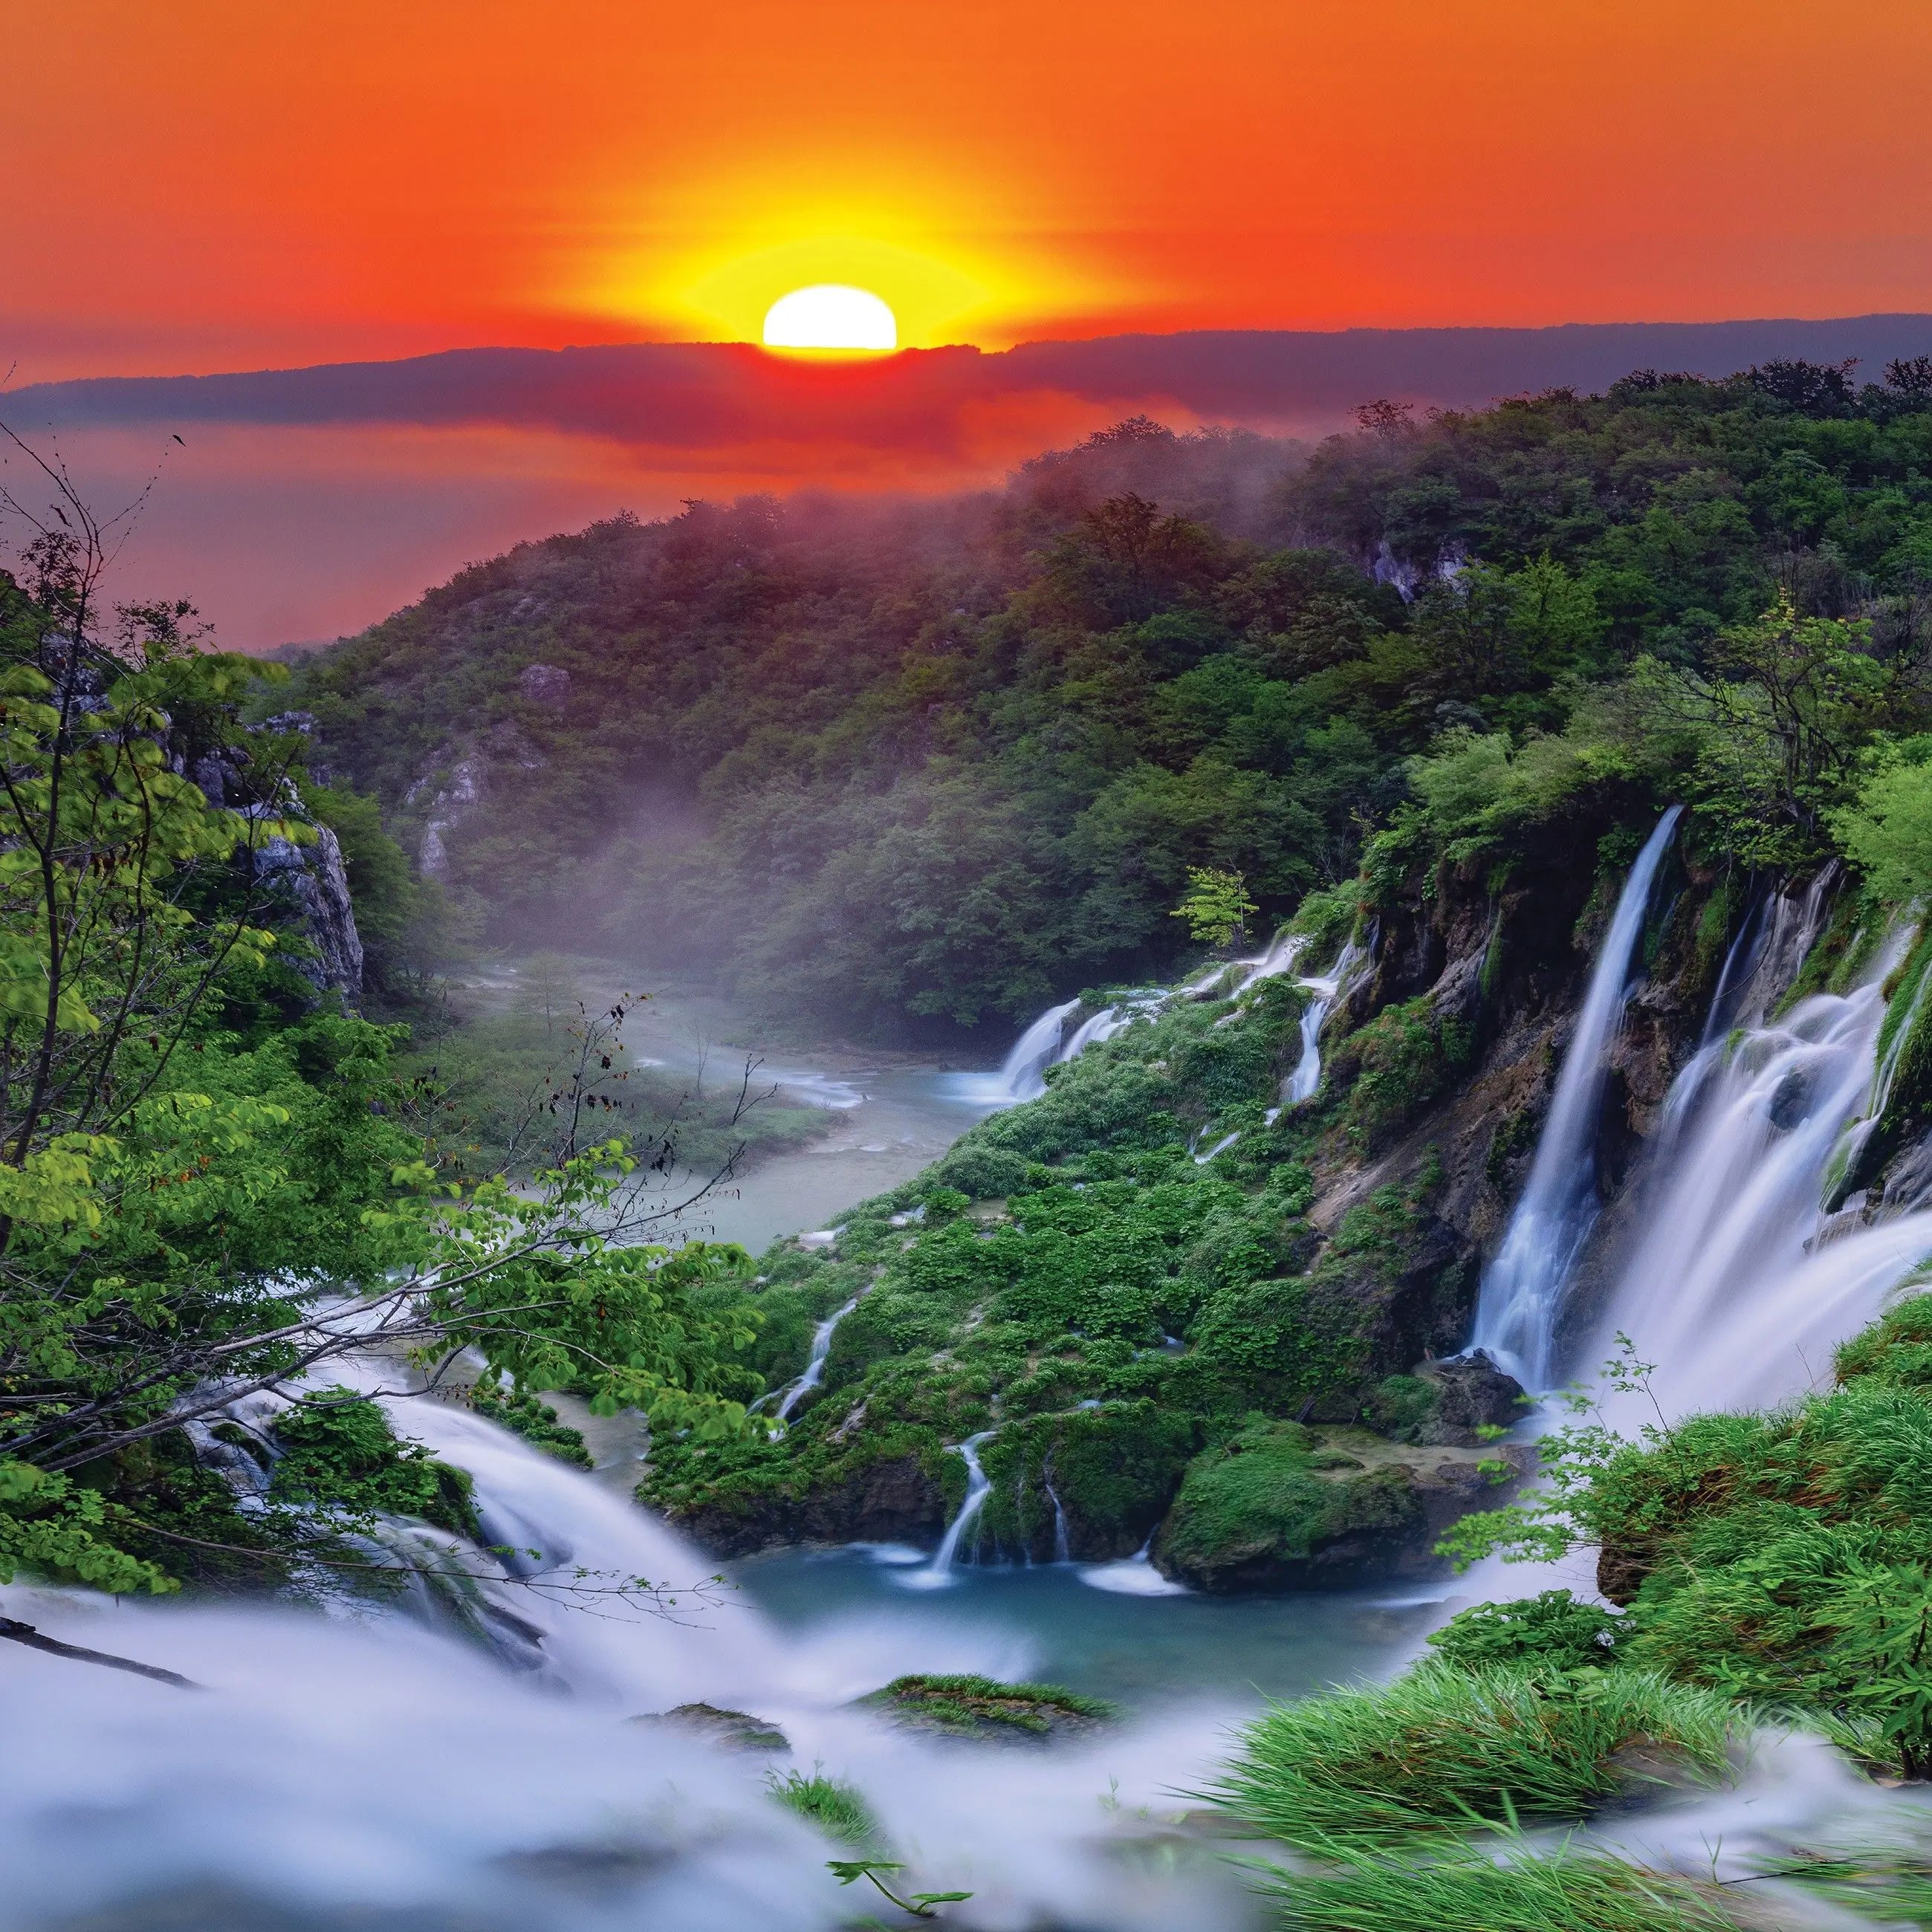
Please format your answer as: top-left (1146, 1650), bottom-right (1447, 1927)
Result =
top-left (294, 356), bottom-right (1932, 1040)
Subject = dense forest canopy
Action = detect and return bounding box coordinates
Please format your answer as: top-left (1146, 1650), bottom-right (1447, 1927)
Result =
top-left (294, 359), bottom-right (1932, 1038)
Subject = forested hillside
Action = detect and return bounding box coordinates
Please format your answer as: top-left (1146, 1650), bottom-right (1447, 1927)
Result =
top-left (294, 360), bottom-right (1932, 1040)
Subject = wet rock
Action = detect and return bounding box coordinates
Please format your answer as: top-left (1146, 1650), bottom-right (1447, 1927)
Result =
top-left (1597, 1542), bottom-right (1653, 1607)
top-left (628, 1702), bottom-right (789, 1751)
top-left (1420, 1351), bottom-right (1526, 1446)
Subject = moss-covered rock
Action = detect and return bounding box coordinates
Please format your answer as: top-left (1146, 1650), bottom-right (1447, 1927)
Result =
top-left (860, 1673), bottom-right (1118, 1743)
top-left (629, 1702), bottom-right (791, 1751)
top-left (1155, 1419), bottom-right (1513, 1592)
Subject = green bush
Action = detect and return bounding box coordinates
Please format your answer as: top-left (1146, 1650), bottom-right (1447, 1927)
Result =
top-left (1427, 1591), bottom-right (1621, 1673)
top-left (1334, 998), bottom-right (1476, 1149)
top-left (270, 1393), bottom-right (479, 1537)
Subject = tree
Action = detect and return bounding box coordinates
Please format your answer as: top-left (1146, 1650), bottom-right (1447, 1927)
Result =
top-left (0, 457), bottom-right (762, 1602)
top-left (1171, 866), bottom-right (1257, 947)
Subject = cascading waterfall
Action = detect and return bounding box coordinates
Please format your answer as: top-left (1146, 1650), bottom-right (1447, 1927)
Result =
top-left (772, 1297), bottom-right (860, 1423)
top-left (993, 999), bottom-right (1082, 1102)
top-left (903, 1431), bottom-right (997, 1589)
top-left (1283, 936), bottom-right (1364, 1106)
top-left (1586, 926), bottom-right (1932, 1421)
top-left (1468, 807), bottom-right (1682, 1390)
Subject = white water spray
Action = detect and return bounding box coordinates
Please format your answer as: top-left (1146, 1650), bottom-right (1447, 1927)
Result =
top-left (1470, 807), bottom-right (1682, 1389)
top-left (0, 1396), bottom-right (1262, 1932)
top-left (1588, 927), bottom-right (1932, 1419)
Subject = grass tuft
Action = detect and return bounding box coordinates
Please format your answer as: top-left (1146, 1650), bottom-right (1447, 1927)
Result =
top-left (1213, 1662), bottom-right (1739, 1847)
top-left (766, 1768), bottom-right (878, 1847)
top-left (1254, 1839), bottom-right (1745, 1932)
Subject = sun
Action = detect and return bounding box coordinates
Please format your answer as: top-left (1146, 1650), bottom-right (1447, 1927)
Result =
top-left (762, 284), bottom-right (898, 353)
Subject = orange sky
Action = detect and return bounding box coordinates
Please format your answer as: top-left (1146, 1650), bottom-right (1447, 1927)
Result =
top-left (13, 0), bottom-right (1932, 382)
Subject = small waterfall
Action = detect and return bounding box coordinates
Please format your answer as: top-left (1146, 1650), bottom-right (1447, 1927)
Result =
top-left (773, 1295), bottom-right (860, 1422)
top-left (1046, 1478), bottom-right (1072, 1562)
top-left (1283, 936), bottom-right (1364, 1106)
top-left (903, 1431), bottom-right (996, 1589)
top-left (1469, 807), bottom-right (1682, 1390)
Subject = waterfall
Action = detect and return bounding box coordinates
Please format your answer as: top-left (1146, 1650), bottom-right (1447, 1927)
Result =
top-left (995, 999), bottom-right (1081, 1102)
top-left (773, 1296), bottom-right (860, 1422)
top-left (0, 1398), bottom-right (1257, 1932)
top-left (1047, 1479), bottom-right (1072, 1562)
top-left (1469, 807), bottom-right (1682, 1390)
top-left (1587, 930), bottom-right (1932, 1421)
top-left (901, 1431), bottom-right (996, 1589)
top-left (1283, 936), bottom-right (1364, 1106)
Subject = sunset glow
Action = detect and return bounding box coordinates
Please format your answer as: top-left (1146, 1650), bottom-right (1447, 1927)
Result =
top-left (13, 1), bottom-right (1932, 381)
top-left (762, 285), bottom-right (898, 353)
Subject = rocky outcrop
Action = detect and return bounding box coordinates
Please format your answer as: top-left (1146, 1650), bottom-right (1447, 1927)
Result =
top-left (518, 662), bottom-right (571, 707)
top-left (664, 1453), bottom-right (947, 1558)
top-left (1420, 1351), bottom-right (1526, 1445)
top-left (406, 722), bottom-right (548, 879)
top-left (243, 808), bottom-right (364, 998)
top-left (1153, 1419), bottom-right (1530, 1594)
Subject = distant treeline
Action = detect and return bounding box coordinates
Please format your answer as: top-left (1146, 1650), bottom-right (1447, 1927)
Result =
top-left (292, 359), bottom-right (1932, 1037)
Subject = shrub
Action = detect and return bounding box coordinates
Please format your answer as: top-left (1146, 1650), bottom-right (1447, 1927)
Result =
top-left (1427, 1591), bottom-right (1621, 1673)
top-left (929, 1143), bottom-right (1032, 1201)
top-left (1334, 997), bottom-right (1476, 1149)
top-left (270, 1393), bottom-right (480, 1537)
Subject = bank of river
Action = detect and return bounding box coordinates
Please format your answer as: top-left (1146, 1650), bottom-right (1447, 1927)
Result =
top-left (464, 960), bottom-right (1015, 1254)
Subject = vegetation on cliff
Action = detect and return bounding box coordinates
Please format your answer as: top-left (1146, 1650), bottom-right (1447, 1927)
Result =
top-left (290, 360), bottom-right (1932, 1042)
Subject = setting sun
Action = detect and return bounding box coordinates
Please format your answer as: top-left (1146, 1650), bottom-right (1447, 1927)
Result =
top-left (762, 284), bottom-right (898, 353)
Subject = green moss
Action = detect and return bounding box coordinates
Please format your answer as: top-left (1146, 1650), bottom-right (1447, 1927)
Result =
top-left (1333, 997), bottom-right (1476, 1150)
top-left (1158, 1418), bottom-right (1422, 1586)
top-left (977, 1401), bottom-right (1204, 1559)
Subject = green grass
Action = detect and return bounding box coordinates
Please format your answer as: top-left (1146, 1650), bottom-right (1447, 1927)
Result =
top-left (1253, 1840), bottom-right (1745, 1932)
top-left (1213, 1663), bottom-right (1739, 1847)
top-left (766, 1769), bottom-right (877, 1847)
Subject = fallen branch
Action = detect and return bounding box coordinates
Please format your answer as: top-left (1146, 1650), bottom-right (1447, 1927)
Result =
top-left (0, 1615), bottom-right (201, 1689)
